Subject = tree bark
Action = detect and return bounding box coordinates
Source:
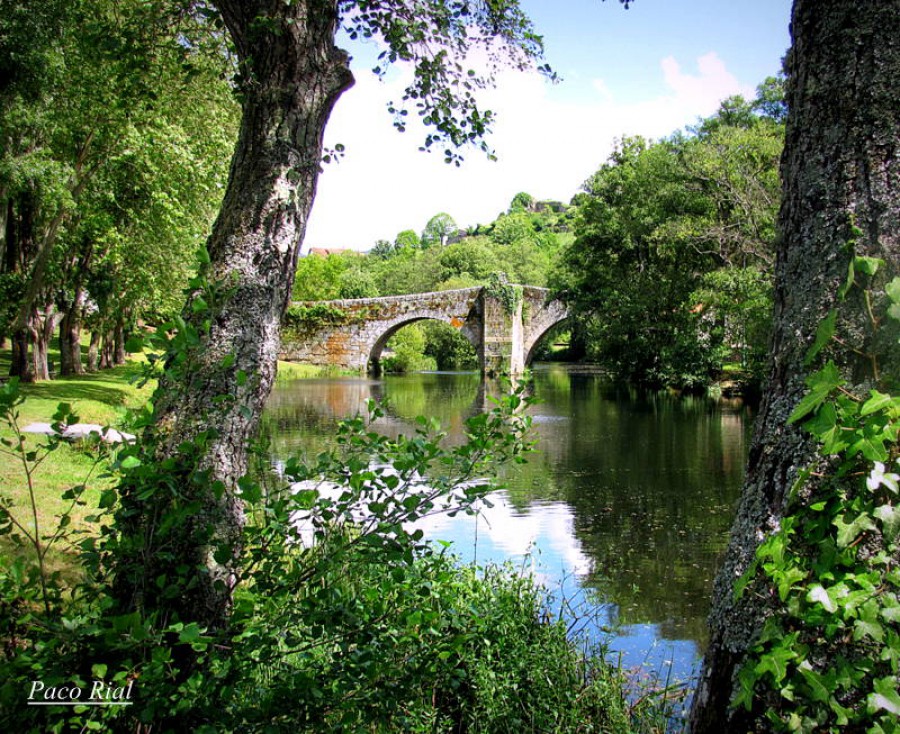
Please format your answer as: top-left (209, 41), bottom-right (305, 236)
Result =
top-left (87, 330), bottom-right (101, 372)
top-left (59, 289), bottom-right (85, 376)
top-left (690, 1), bottom-right (900, 730)
top-left (112, 0), bottom-right (353, 631)
top-left (27, 304), bottom-right (59, 381)
top-left (10, 330), bottom-right (32, 382)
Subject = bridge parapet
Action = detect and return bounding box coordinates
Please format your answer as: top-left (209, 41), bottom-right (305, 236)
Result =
top-left (279, 285), bottom-right (567, 375)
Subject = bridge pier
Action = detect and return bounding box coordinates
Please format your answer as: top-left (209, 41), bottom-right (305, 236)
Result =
top-left (480, 291), bottom-right (524, 376)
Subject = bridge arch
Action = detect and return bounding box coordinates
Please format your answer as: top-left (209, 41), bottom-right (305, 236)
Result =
top-left (368, 316), bottom-right (481, 373)
top-left (524, 314), bottom-right (571, 365)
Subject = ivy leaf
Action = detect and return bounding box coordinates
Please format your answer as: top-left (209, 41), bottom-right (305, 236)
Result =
top-left (854, 600), bottom-right (885, 643)
top-left (868, 677), bottom-right (900, 717)
top-left (805, 402), bottom-right (848, 454)
top-left (874, 505), bottom-right (900, 541)
top-left (861, 390), bottom-right (893, 417)
top-left (754, 638), bottom-right (797, 683)
top-left (804, 310), bottom-right (837, 366)
top-left (789, 362), bottom-right (844, 425)
top-left (798, 661), bottom-right (831, 703)
top-left (848, 431), bottom-right (889, 462)
top-left (854, 255), bottom-right (882, 276)
top-left (838, 259), bottom-right (855, 300)
top-left (834, 512), bottom-right (875, 548)
top-left (807, 584), bottom-right (837, 613)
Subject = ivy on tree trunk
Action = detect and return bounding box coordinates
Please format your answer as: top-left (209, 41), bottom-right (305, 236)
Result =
top-left (112, 0), bottom-right (353, 631)
top-left (690, 1), bottom-right (900, 729)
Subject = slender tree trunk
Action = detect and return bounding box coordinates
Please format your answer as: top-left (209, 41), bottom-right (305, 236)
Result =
top-left (27, 304), bottom-right (59, 381)
top-left (690, 2), bottom-right (900, 730)
top-left (112, 0), bottom-right (353, 631)
top-left (87, 330), bottom-right (101, 372)
top-left (59, 289), bottom-right (85, 376)
top-left (113, 317), bottom-right (126, 366)
top-left (99, 331), bottom-right (114, 370)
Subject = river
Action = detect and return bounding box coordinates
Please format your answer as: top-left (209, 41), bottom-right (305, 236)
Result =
top-left (260, 363), bottom-right (753, 696)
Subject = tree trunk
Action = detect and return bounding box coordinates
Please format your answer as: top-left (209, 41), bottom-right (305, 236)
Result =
top-left (10, 329), bottom-right (32, 382)
top-left (59, 290), bottom-right (85, 376)
top-left (112, 0), bottom-right (353, 631)
top-left (113, 317), bottom-right (126, 366)
top-left (87, 330), bottom-right (101, 372)
top-left (690, 1), bottom-right (900, 730)
top-left (99, 330), bottom-right (114, 370)
top-left (27, 304), bottom-right (59, 381)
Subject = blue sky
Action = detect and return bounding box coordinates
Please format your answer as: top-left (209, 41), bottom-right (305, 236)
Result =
top-left (305, 0), bottom-right (792, 250)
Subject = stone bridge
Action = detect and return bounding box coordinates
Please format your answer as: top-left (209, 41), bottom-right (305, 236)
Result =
top-left (279, 285), bottom-right (569, 375)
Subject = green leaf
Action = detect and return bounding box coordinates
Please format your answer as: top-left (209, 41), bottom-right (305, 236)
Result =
top-left (807, 584), bottom-right (836, 613)
top-left (868, 677), bottom-right (900, 716)
top-left (854, 255), bottom-right (882, 276)
top-left (804, 310), bottom-right (837, 366)
top-left (887, 277), bottom-right (900, 304)
top-left (797, 662), bottom-right (830, 703)
top-left (789, 362), bottom-right (844, 424)
top-left (874, 504), bottom-right (900, 541)
top-left (838, 259), bottom-right (855, 300)
top-left (861, 390), bottom-right (893, 417)
top-left (834, 512), bottom-right (875, 548)
top-left (178, 622), bottom-right (203, 643)
top-left (120, 456), bottom-right (142, 470)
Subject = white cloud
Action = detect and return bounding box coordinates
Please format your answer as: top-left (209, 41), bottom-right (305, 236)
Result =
top-left (304, 52), bottom-right (755, 250)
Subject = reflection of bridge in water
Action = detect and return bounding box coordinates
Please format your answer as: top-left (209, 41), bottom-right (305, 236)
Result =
top-left (264, 372), bottom-right (520, 446)
top-left (279, 285), bottom-right (568, 375)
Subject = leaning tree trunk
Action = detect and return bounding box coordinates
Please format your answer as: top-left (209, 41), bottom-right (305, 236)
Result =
top-left (690, 1), bottom-right (900, 730)
top-left (112, 0), bottom-right (353, 632)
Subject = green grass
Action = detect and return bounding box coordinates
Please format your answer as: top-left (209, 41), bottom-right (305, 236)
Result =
top-left (275, 360), bottom-right (358, 381)
top-left (0, 360), bottom-right (156, 576)
top-left (1, 354), bottom-right (340, 563)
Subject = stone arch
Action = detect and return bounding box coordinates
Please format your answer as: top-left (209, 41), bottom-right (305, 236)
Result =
top-left (367, 315), bottom-right (481, 373)
top-left (525, 312), bottom-right (569, 367)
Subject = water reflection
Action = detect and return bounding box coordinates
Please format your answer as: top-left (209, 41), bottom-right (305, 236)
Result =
top-left (261, 364), bottom-right (752, 683)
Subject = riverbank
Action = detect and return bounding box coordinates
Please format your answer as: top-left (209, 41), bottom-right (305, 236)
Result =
top-left (1, 357), bottom-right (683, 733)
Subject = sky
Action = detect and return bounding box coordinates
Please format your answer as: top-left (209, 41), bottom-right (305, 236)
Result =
top-left (304, 0), bottom-right (793, 251)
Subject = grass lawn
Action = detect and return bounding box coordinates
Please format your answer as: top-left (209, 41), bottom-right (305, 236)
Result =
top-left (0, 349), bottom-right (340, 576)
top-left (1, 360), bottom-right (155, 578)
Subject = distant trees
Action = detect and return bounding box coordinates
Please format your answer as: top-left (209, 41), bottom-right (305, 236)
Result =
top-left (421, 212), bottom-right (459, 248)
top-left (552, 80), bottom-right (784, 389)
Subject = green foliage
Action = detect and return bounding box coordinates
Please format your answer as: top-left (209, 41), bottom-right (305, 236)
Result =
top-left (283, 303), bottom-right (350, 335)
top-left (734, 259), bottom-right (900, 731)
top-left (421, 212), bottom-right (459, 248)
top-left (423, 321), bottom-right (479, 370)
top-left (553, 85), bottom-right (783, 389)
top-left (485, 272), bottom-right (523, 317)
top-left (292, 251), bottom-right (379, 301)
top-left (382, 323), bottom-right (437, 373)
top-left (694, 267), bottom-right (773, 385)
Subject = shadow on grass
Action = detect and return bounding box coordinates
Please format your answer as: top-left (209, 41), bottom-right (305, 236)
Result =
top-left (15, 363), bottom-right (149, 411)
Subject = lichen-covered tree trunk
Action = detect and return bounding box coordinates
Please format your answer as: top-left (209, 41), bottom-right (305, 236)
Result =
top-left (690, 1), bottom-right (900, 730)
top-left (113, 0), bottom-right (353, 630)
